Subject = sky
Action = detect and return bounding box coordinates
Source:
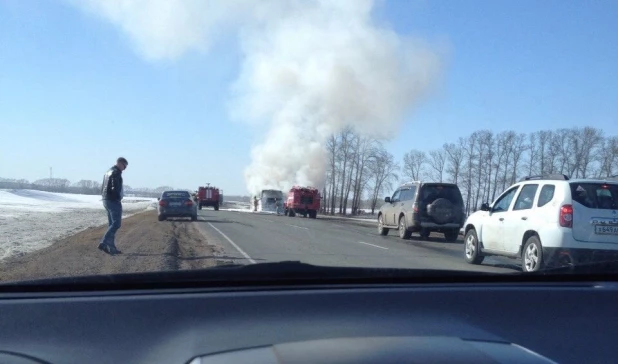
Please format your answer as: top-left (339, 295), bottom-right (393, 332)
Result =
top-left (1, 0), bottom-right (616, 195)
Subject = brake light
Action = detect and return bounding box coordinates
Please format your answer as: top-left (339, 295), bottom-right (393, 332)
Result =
top-left (185, 200), bottom-right (193, 206)
top-left (559, 204), bottom-right (573, 228)
top-left (413, 202), bottom-right (419, 213)
top-left (159, 200), bottom-right (167, 207)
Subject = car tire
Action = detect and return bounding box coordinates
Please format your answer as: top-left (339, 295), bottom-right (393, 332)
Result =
top-left (399, 216), bottom-right (412, 239)
top-left (198, 204), bottom-right (202, 210)
top-left (191, 214), bottom-right (198, 221)
top-left (464, 229), bottom-right (484, 265)
top-left (522, 235), bottom-right (544, 272)
top-left (158, 215), bottom-right (166, 222)
top-left (444, 229), bottom-right (459, 242)
top-left (419, 228), bottom-right (430, 240)
top-left (378, 215), bottom-right (389, 236)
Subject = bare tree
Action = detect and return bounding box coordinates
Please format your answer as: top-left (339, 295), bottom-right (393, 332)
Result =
top-left (337, 127), bottom-right (355, 214)
top-left (576, 127), bottom-right (603, 178)
top-left (402, 150), bottom-right (426, 181)
top-left (350, 136), bottom-right (378, 215)
top-left (443, 142), bottom-right (463, 184)
top-left (510, 133), bottom-right (527, 185)
top-left (325, 134), bottom-right (339, 215)
top-left (526, 132), bottom-right (539, 176)
top-left (368, 149), bottom-right (399, 214)
top-left (427, 149), bottom-right (446, 182)
top-left (596, 136), bottom-right (618, 177)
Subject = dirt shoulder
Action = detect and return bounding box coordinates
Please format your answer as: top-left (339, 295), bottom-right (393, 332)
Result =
top-left (0, 211), bottom-right (224, 282)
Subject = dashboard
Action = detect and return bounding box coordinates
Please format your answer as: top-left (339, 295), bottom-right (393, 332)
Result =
top-left (0, 280), bottom-right (615, 363)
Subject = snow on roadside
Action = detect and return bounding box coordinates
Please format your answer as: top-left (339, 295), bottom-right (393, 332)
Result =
top-left (0, 190), bottom-right (156, 260)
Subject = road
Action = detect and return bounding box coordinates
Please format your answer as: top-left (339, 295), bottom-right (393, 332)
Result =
top-left (195, 209), bottom-right (521, 274)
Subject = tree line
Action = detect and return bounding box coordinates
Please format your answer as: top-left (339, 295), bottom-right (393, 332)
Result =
top-left (324, 126), bottom-right (618, 216)
top-left (0, 178), bottom-right (180, 198)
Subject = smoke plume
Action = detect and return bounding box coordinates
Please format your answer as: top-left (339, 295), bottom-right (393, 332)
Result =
top-left (72, 0), bottom-right (441, 195)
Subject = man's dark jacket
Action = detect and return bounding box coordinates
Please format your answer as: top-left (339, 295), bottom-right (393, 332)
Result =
top-left (101, 166), bottom-right (123, 201)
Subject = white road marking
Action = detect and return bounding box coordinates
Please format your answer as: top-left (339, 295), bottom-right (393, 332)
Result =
top-left (264, 219), bottom-right (275, 223)
top-left (287, 224), bottom-right (309, 230)
top-left (207, 222), bottom-right (256, 264)
top-left (358, 241), bottom-right (388, 250)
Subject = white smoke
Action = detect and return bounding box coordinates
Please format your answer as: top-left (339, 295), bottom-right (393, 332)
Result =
top-left (70, 0), bottom-right (441, 195)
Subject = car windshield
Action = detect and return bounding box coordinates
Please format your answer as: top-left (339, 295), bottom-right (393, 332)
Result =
top-left (0, 1), bottom-right (617, 284)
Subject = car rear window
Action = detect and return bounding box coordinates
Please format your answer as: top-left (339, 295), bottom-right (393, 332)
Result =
top-left (570, 183), bottom-right (618, 210)
top-left (163, 191), bottom-right (190, 199)
top-left (420, 185), bottom-right (463, 205)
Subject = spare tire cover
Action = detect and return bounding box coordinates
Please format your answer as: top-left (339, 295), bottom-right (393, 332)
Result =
top-left (427, 198), bottom-right (455, 224)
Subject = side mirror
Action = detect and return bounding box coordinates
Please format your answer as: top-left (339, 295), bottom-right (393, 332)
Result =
top-left (480, 203), bottom-right (490, 211)
top-left (384, 197), bottom-right (391, 203)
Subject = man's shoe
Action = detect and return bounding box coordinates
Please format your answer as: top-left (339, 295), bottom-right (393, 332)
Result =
top-left (109, 246), bottom-right (122, 255)
top-left (98, 243), bottom-right (113, 255)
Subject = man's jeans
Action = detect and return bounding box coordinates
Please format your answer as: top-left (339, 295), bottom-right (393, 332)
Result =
top-left (101, 200), bottom-right (122, 248)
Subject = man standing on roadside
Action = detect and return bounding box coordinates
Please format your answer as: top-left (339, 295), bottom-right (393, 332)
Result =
top-left (99, 157), bottom-right (128, 255)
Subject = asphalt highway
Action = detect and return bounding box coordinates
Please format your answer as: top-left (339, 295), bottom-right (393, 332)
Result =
top-left (195, 209), bottom-right (520, 273)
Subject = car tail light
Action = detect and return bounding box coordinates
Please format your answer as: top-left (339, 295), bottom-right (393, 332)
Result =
top-left (413, 202), bottom-right (419, 213)
top-left (559, 204), bottom-right (573, 228)
top-left (159, 200), bottom-right (167, 207)
top-left (185, 200), bottom-right (193, 206)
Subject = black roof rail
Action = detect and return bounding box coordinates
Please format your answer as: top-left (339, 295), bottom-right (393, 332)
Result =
top-left (520, 174), bottom-right (570, 182)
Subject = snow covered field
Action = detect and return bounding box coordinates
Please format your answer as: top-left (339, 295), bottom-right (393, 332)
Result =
top-left (0, 190), bottom-right (156, 260)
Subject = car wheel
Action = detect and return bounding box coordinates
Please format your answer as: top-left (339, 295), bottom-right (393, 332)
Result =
top-left (191, 214), bottom-right (198, 221)
top-left (399, 216), bottom-right (412, 239)
top-left (444, 229), bottom-right (459, 242)
top-left (464, 229), bottom-right (484, 265)
top-left (522, 235), bottom-right (544, 272)
top-left (214, 204), bottom-right (219, 211)
top-left (158, 215), bottom-right (166, 222)
top-left (198, 204), bottom-right (202, 210)
top-left (378, 215), bottom-right (389, 236)
top-left (419, 228), bottom-right (430, 240)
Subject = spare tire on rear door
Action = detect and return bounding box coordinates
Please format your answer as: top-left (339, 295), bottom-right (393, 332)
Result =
top-left (426, 198), bottom-right (455, 224)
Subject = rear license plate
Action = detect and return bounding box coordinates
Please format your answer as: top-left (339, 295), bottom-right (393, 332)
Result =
top-left (595, 225), bottom-right (618, 235)
top-left (169, 202), bottom-right (182, 207)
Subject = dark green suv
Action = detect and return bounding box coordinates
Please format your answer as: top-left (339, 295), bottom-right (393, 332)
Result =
top-left (378, 182), bottom-right (465, 242)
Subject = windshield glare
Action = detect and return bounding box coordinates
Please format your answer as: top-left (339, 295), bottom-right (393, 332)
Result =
top-left (0, 0), bottom-right (617, 284)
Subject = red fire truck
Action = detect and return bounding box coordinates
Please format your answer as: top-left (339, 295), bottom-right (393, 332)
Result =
top-left (196, 185), bottom-right (222, 211)
top-left (284, 186), bottom-right (320, 219)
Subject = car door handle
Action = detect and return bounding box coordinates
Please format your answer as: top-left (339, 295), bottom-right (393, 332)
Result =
top-left (521, 217), bottom-right (528, 220)
top-left (499, 218), bottom-right (504, 221)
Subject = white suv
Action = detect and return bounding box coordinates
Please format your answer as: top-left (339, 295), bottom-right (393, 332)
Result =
top-left (463, 175), bottom-right (618, 272)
